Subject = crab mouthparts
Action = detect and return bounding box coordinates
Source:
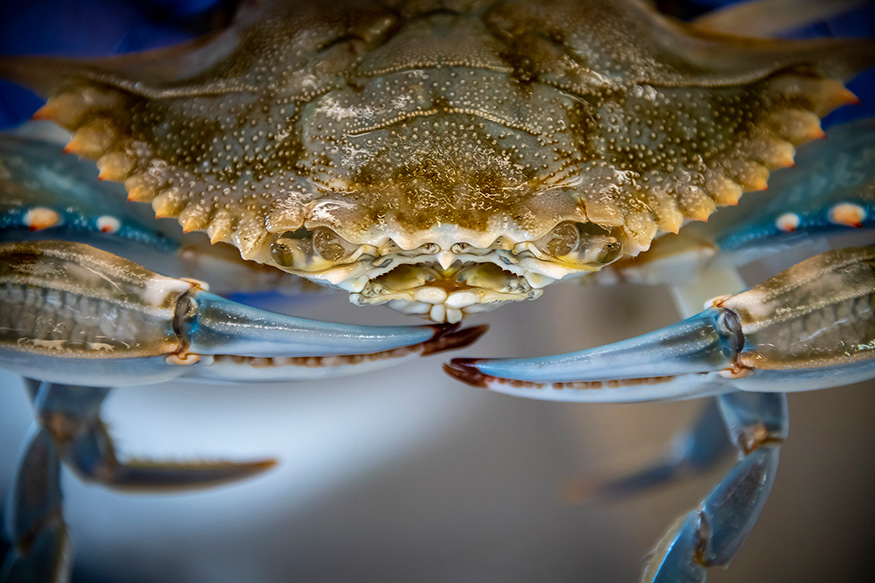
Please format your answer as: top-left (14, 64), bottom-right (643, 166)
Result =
top-left (349, 262), bottom-right (545, 323)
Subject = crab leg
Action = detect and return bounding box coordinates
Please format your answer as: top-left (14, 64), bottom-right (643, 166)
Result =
top-left (562, 400), bottom-right (731, 502)
top-left (1, 375), bottom-right (278, 583)
top-left (642, 392), bottom-right (787, 583)
top-left (1, 425), bottom-right (68, 583)
top-left (446, 246), bottom-right (874, 579)
top-left (23, 378), bottom-right (273, 488)
top-left (445, 245), bottom-right (875, 398)
top-left (597, 117), bottom-right (875, 288)
top-left (560, 273), bottom-right (744, 501)
top-left (0, 240), bottom-right (483, 387)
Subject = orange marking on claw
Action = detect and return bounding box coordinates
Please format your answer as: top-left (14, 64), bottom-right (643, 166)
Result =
top-left (776, 213), bottom-right (800, 233)
top-left (23, 207), bottom-right (60, 231)
top-left (96, 216), bottom-right (121, 234)
top-left (829, 203), bottom-right (866, 228)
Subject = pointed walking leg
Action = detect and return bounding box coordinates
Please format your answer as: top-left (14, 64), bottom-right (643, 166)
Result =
top-left (28, 379), bottom-right (275, 490)
top-left (2, 374), bottom-right (280, 583)
top-left (642, 391), bottom-right (787, 582)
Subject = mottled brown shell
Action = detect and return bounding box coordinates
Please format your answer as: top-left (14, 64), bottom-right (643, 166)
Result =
top-left (1, 0), bottom-right (872, 261)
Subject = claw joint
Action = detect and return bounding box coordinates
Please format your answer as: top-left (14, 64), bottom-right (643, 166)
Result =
top-left (705, 294), bottom-right (731, 310)
top-left (736, 423), bottom-right (785, 456)
top-left (169, 288), bottom-right (199, 364)
top-left (164, 353), bottom-right (201, 366)
top-left (693, 510), bottom-right (710, 567)
top-left (717, 364), bottom-right (752, 380)
top-left (715, 307), bottom-right (747, 376)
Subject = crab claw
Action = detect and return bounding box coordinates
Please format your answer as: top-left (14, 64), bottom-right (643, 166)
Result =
top-left (444, 307), bottom-right (736, 402)
top-left (193, 316), bottom-right (489, 383)
top-left (175, 287), bottom-right (488, 382)
top-left (0, 241), bottom-right (486, 386)
top-left (446, 246), bottom-right (875, 402)
top-left (183, 290), bottom-right (484, 362)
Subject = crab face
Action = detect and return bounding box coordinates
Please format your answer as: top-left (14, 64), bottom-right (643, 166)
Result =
top-left (3, 0), bottom-right (866, 321)
top-left (263, 97), bottom-right (627, 321)
top-left (266, 220), bottom-right (621, 322)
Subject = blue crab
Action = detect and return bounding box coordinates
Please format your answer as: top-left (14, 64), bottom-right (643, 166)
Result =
top-left (0, 0), bottom-right (873, 581)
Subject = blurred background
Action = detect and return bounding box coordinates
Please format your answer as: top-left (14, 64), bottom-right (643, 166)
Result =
top-left (0, 1), bottom-right (874, 582)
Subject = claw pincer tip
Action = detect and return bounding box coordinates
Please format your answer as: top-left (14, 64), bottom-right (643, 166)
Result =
top-left (425, 325), bottom-right (489, 356)
top-left (443, 359), bottom-right (490, 388)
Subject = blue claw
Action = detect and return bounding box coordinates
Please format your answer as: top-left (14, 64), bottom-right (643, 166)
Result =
top-left (445, 307), bottom-right (740, 402)
top-left (172, 287), bottom-right (488, 382)
top-left (446, 246), bottom-right (875, 401)
top-left (0, 241), bottom-right (486, 386)
top-left (187, 291), bottom-right (453, 357)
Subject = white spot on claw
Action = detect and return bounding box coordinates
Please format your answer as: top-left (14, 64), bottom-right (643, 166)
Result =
top-left (96, 215), bottom-right (121, 234)
top-left (775, 213), bottom-right (800, 232)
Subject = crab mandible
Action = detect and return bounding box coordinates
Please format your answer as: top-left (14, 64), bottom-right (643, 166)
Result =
top-left (0, 0), bottom-right (873, 582)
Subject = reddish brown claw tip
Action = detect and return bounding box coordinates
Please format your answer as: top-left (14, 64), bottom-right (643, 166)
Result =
top-left (442, 358), bottom-right (490, 388)
top-left (423, 325), bottom-right (489, 356)
top-left (427, 322), bottom-right (460, 337)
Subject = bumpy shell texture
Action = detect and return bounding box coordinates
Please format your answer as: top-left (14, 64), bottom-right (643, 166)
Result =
top-left (0, 0), bottom-right (871, 318)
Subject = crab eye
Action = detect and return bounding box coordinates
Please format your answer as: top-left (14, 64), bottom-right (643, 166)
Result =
top-left (596, 240), bottom-right (621, 264)
top-left (539, 222), bottom-right (580, 257)
top-left (271, 238), bottom-right (306, 268)
top-left (313, 227), bottom-right (355, 261)
top-left (532, 222), bottom-right (581, 258)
